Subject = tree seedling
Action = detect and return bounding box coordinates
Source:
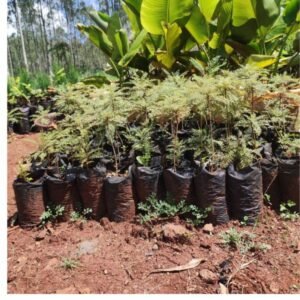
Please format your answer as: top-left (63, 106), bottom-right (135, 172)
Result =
top-left (125, 125), bottom-right (154, 167)
top-left (17, 160), bottom-right (33, 183)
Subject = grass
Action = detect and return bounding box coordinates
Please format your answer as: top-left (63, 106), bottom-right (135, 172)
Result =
top-left (61, 257), bottom-right (80, 270)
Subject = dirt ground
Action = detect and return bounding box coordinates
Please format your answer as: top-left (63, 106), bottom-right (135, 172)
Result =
top-left (7, 133), bottom-right (300, 294)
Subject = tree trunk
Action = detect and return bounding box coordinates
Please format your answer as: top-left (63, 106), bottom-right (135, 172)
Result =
top-left (38, 0), bottom-right (53, 81)
top-left (14, 0), bottom-right (29, 71)
top-left (7, 42), bottom-right (14, 77)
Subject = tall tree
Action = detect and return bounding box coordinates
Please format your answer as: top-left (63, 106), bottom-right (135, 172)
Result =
top-left (14, 0), bottom-right (29, 71)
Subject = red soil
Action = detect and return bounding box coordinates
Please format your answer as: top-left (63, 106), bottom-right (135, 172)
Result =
top-left (7, 133), bottom-right (300, 294)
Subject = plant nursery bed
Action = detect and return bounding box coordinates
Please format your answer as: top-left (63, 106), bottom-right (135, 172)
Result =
top-left (7, 133), bottom-right (300, 294)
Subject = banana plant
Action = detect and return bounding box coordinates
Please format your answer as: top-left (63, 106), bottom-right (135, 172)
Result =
top-left (77, 10), bottom-right (148, 84)
top-left (78, 0), bottom-right (297, 76)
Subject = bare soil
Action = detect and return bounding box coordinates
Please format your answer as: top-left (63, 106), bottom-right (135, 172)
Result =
top-left (7, 133), bottom-right (300, 294)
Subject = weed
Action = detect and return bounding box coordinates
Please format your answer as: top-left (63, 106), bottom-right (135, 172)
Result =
top-left (70, 208), bottom-right (93, 222)
top-left (255, 243), bottom-right (272, 252)
top-left (220, 228), bottom-right (243, 248)
top-left (219, 228), bottom-right (257, 254)
top-left (240, 216), bottom-right (250, 227)
top-left (138, 194), bottom-right (210, 226)
top-left (61, 257), bottom-right (80, 270)
top-left (40, 205), bottom-right (65, 226)
top-left (280, 201), bottom-right (299, 221)
top-left (264, 194), bottom-right (272, 207)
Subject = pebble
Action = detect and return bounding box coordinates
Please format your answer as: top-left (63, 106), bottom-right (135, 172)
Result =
top-left (203, 223), bottom-right (214, 234)
top-left (199, 269), bottom-right (218, 284)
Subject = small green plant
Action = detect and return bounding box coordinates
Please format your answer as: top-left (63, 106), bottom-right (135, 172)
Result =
top-left (125, 126), bottom-right (153, 167)
top-left (138, 194), bottom-right (209, 226)
top-left (278, 133), bottom-right (300, 158)
top-left (240, 216), bottom-right (250, 227)
top-left (8, 108), bottom-right (23, 125)
top-left (264, 194), bottom-right (272, 207)
top-left (219, 228), bottom-right (256, 254)
top-left (166, 137), bottom-right (186, 171)
top-left (70, 208), bottom-right (93, 222)
top-left (30, 106), bottom-right (51, 126)
top-left (280, 201), bottom-right (299, 221)
top-left (17, 160), bottom-right (33, 182)
top-left (220, 228), bottom-right (243, 248)
top-left (40, 205), bottom-right (65, 226)
top-left (61, 257), bottom-right (80, 270)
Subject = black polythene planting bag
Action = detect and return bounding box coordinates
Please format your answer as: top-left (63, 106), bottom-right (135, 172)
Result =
top-left (278, 157), bottom-right (300, 212)
top-left (45, 171), bottom-right (81, 222)
top-left (132, 164), bottom-right (164, 203)
top-left (227, 163), bottom-right (263, 225)
top-left (261, 158), bottom-right (280, 210)
top-left (15, 106), bottom-right (31, 134)
top-left (105, 167), bottom-right (136, 222)
top-left (194, 165), bottom-right (229, 225)
top-left (163, 168), bottom-right (195, 204)
top-left (76, 164), bottom-right (107, 220)
top-left (13, 177), bottom-right (46, 227)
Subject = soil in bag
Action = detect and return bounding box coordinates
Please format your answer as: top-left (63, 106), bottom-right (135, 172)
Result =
top-left (261, 158), bottom-right (280, 210)
top-left (13, 177), bottom-right (46, 227)
top-left (194, 165), bottom-right (229, 225)
top-left (278, 157), bottom-right (300, 212)
top-left (46, 170), bottom-right (80, 222)
top-left (163, 168), bottom-right (195, 204)
top-left (77, 164), bottom-right (106, 220)
top-left (227, 163), bottom-right (263, 225)
top-left (105, 170), bottom-right (136, 222)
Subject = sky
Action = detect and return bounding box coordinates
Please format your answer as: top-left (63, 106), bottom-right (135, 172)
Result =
top-left (7, 0), bottom-right (100, 37)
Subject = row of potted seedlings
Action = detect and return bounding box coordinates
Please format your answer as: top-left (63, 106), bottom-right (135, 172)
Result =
top-left (13, 70), bottom-right (300, 227)
top-left (13, 127), bottom-right (299, 228)
top-left (8, 86), bottom-right (58, 134)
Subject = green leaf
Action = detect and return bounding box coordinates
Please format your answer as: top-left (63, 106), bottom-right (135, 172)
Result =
top-left (199, 0), bottom-right (220, 22)
top-left (98, 11), bottom-right (110, 22)
top-left (189, 57), bottom-right (205, 75)
top-left (122, 1), bottom-right (142, 33)
top-left (123, 0), bottom-right (142, 12)
top-left (232, 0), bottom-right (256, 27)
top-left (185, 5), bottom-right (209, 45)
top-left (114, 29), bottom-right (129, 57)
top-left (283, 0), bottom-right (300, 25)
top-left (81, 72), bottom-right (119, 87)
top-left (77, 24), bottom-right (113, 56)
top-left (209, 32), bottom-right (221, 49)
top-left (198, 0), bottom-right (221, 22)
top-left (140, 0), bottom-right (194, 35)
top-left (119, 29), bottom-right (148, 66)
top-left (246, 54), bottom-right (276, 68)
top-left (107, 13), bottom-right (122, 59)
top-left (88, 10), bottom-right (108, 31)
top-left (156, 22), bottom-right (183, 69)
top-left (255, 0), bottom-right (280, 28)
